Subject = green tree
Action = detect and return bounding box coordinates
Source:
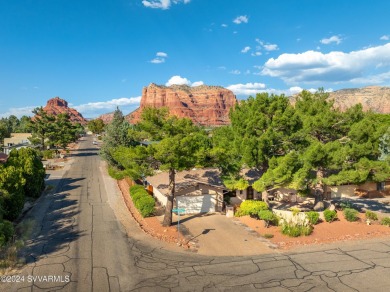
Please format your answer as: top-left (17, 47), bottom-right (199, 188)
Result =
top-left (29, 107), bottom-right (56, 150)
top-left (88, 118), bottom-right (105, 134)
top-left (100, 107), bottom-right (135, 166)
top-left (120, 107), bottom-right (209, 226)
top-left (0, 165), bottom-right (26, 221)
top-left (53, 113), bottom-right (77, 149)
top-left (6, 148), bottom-right (45, 198)
top-left (229, 93), bottom-right (302, 170)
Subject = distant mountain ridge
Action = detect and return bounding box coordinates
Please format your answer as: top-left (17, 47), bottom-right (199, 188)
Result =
top-left (328, 86), bottom-right (390, 114)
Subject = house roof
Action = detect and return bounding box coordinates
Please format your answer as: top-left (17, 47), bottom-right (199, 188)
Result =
top-left (240, 168), bottom-right (262, 185)
top-left (146, 168), bottom-right (225, 196)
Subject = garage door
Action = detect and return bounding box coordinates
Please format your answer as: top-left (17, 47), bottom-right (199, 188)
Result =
top-left (177, 195), bottom-right (216, 214)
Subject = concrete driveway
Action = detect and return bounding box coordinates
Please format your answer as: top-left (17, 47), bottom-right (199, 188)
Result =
top-left (177, 213), bottom-right (277, 256)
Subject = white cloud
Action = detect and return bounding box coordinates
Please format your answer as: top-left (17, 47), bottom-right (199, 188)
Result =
top-left (191, 81), bottom-right (204, 86)
top-left (0, 106), bottom-right (36, 118)
top-left (226, 83), bottom-right (266, 95)
top-left (221, 24), bottom-right (228, 28)
top-left (233, 15), bottom-right (248, 24)
top-left (165, 75), bottom-right (203, 87)
top-left (263, 44), bottom-right (279, 51)
top-left (166, 75), bottom-right (191, 86)
top-left (156, 52), bottom-right (168, 57)
top-left (142, 0), bottom-right (190, 9)
top-left (241, 46), bottom-right (251, 53)
top-left (251, 52), bottom-right (262, 57)
top-left (380, 35), bottom-right (389, 41)
top-left (229, 70), bottom-right (241, 75)
top-left (320, 35), bottom-right (342, 45)
top-left (261, 43), bottom-right (390, 84)
top-left (150, 51), bottom-right (168, 64)
top-left (74, 97), bottom-right (142, 113)
top-left (254, 38), bottom-right (279, 52)
top-left (226, 84), bottom-right (331, 97)
top-left (150, 58), bottom-right (165, 64)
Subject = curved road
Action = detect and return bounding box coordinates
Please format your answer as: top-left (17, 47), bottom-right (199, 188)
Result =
top-left (3, 135), bottom-right (390, 291)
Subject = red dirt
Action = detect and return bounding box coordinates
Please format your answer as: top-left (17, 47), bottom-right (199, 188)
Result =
top-left (238, 212), bottom-right (390, 250)
top-left (117, 179), bottom-right (189, 248)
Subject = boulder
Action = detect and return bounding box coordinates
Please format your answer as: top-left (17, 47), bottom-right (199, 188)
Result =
top-left (313, 201), bottom-right (325, 211)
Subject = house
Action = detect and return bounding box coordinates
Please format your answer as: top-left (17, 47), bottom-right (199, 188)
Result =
top-left (326, 180), bottom-right (390, 199)
top-left (3, 133), bottom-right (32, 155)
top-left (231, 168), bottom-right (262, 204)
top-left (145, 168), bottom-right (227, 214)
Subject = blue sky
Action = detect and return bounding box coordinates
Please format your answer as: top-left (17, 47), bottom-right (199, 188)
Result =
top-left (1, 0), bottom-right (390, 118)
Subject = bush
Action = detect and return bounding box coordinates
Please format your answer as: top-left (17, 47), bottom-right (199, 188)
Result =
top-left (42, 150), bottom-right (55, 159)
top-left (343, 208), bottom-right (359, 222)
top-left (0, 220), bottom-right (14, 247)
top-left (381, 217), bottom-right (390, 226)
top-left (135, 195), bottom-right (155, 217)
top-left (129, 184), bottom-right (155, 217)
top-left (306, 211), bottom-right (320, 225)
top-left (108, 166), bottom-right (126, 180)
top-left (365, 210), bottom-right (378, 221)
top-left (263, 233), bottom-right (274, 239)
top-left (258, 210), bottom-right (279, 227)
top-left (235, 200), bottom-right (269, 217)
top-left (280, 221), bottom-right (313, 237)
top-left (323, 209), bottom-right (338, 223)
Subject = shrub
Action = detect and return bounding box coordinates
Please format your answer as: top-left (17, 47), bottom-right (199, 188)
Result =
top-left (108, 166), bottom-right (126, 180)
top-left (130, 185), bottom-right (145, 196)
top-left (235, 200), bottom-right (269, 217)
top-left (343, 208), bottom-right (359, 222)
top-left (258, 210), bottom-right (279, 227)
top-left (129, 184), bottom-right (155, 217)
top-left (42, 150), bottom-right (54, 159)
top-left (365, 210), bottom-right (378, 221)
top-left (306, 211), bottom-right (320, 225)
top-left (381, 217), bottom-right (390, 226)
top-left (135, 195), bottom-right (155, 217)
top-left (280, 221), bottom-right (313, 237)
top-left (323, 209), bottom-right (338, 223)
top-left (263, 233), bottom-right (274, 239)
top-left (0, 220), bottom-right (15, 247)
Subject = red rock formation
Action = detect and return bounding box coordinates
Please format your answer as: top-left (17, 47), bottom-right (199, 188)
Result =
top-left (128, 83), bottom-right (237, 126)
top-left (97, 112), bottom-right (115, 124)
top-left (43, 97), bottom-right (87, 124)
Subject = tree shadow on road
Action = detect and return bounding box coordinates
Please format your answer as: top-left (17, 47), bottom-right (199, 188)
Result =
top-left (19, 189), bottom-right (85, 264)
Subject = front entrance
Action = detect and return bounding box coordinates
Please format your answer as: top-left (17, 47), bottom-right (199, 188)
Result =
top-left (247, 186), bottom-right (254, 200)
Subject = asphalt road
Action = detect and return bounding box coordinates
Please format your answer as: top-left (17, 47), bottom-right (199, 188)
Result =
top-left (2, 135), bottom-right (390, 291)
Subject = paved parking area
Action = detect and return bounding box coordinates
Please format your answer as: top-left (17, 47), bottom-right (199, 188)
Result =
top-left (177, 213), bottom-right (278, 256)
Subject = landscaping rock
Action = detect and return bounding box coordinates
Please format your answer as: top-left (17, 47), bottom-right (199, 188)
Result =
top-left (313, 201), bottom-right (325, 211)
top-left (329, 204), bottom-right (336, 211)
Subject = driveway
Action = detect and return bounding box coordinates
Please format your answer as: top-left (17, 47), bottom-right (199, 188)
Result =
top-left (177, 213), bottom-right (277, 256)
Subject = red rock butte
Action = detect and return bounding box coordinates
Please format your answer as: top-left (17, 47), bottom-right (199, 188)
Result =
top-left (43, 97), bottom-right (87, 124)
top-left (128, 83), bottom-right (238, 126)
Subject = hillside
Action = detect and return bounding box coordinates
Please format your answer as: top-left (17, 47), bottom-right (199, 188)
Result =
top-left (328, 86), bottom-right (390, 113)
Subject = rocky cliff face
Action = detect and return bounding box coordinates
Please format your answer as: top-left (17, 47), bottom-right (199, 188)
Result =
top-left (43, 97), bottom-right (87, 124)
top-left (328, 86), bottom-right (390, 113)
top-left (128, 83), bottom-right (237, 126)
top-left (97, 112), bottom-right (115, 124)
